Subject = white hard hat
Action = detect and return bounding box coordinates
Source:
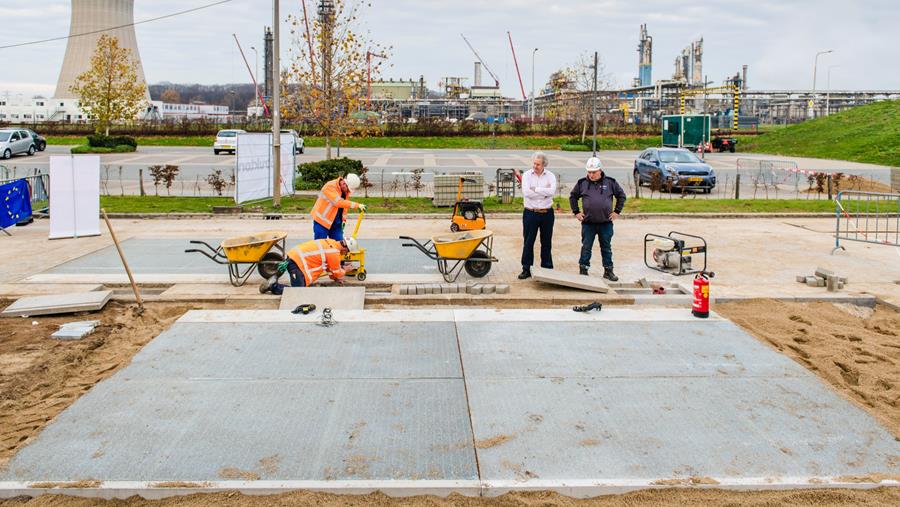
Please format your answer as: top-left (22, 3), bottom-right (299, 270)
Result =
top-left (343, 237), bottom-right (358, 252)
top-left (585, 157), bottom-right (603, 172)
top-left (344, 173), bottom-right (361, 191)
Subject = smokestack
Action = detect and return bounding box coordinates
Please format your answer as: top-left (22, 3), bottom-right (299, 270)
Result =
top-left (474, 62), bottom-right (482, 87)
top-left (742, 65), bottom-right (748, 90)
top-left (55, 0), bottom-right (149, 99)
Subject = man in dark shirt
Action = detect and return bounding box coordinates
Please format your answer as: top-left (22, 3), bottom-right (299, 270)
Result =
top-left (569, 157), bottom-right (626, 281)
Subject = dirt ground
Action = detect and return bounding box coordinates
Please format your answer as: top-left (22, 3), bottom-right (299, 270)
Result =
top-left (1, 299), bottom-right (898, 506)
top-left (0, 301), bottom-right (227, 469)
top-left (717, 300), bottom-right (900, 439)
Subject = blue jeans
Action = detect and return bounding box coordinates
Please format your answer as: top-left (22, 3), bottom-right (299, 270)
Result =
top-left (521, 209), bottom-right (554, 269)
top-left (579, 222), bottom-right (614, 269)
top-left (313, 208), bottom-right (344, 241)
top-left (271, 259), bottom-right (306, 295)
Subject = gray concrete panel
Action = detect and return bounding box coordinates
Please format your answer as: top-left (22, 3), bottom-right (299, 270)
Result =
top-left (466, 377), bottom-right (899, 481)
top-left (3, 378), bottom-right (475, 482)
top-left (457, 321), bottom-right (805, 379)
top-left (1, 291), bottom-right (112, 317)
top-left (122, 322), bottom-right (462, 380)
top-left (46, 238), bottom-right (436, 275)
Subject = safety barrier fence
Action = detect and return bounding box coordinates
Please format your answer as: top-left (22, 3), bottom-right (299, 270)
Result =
top-left (833, 191), bottom-right (900, 253)
top-left (0, 173), bottom-right (49, 208)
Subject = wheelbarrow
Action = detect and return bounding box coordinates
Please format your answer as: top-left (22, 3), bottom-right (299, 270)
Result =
top-left (400, 230), bottom-right (498, 283)
top-left (185, 230), bottom-right (287, 286)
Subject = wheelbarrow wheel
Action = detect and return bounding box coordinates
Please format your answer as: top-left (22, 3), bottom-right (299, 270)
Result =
top-left (464, 250), bottom-right (492, 278)
top-left (257, 251), bottom-right (284, 279)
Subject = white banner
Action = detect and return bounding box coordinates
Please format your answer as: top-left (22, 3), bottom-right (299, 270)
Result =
top-left (49, 155), bottom-right (100, 239)
top-left (234, 133), bottom-right (295, 204)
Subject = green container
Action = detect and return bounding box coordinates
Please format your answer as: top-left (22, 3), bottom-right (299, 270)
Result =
top-left (662, 114), bottom-right (710, 148)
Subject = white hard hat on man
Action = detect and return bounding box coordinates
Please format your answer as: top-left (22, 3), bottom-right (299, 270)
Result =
top-left (585, 157), bottom-right (603, 172)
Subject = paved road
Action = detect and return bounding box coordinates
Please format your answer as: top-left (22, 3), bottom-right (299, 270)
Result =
top-left (1, 145), bottom-right (892, 196)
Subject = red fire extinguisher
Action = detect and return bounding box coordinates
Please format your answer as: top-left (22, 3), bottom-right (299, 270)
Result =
top-left (692, 271), bottom-right (714, 318)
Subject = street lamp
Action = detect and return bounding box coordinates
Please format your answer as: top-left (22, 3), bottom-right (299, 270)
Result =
top-left (826, 65), bottom-right (840, 116)
top-left (250, 46), bottom-right (259, 111)
top-left (530, 48), bottom-right (538, 122)
top-left (811, 49), bottom-right (833, 118)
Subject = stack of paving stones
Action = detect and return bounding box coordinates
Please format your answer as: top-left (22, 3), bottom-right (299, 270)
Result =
top-left (796, 266), bottom-right (848, 292)
top-left (399, 281), bottom-right (510, 296)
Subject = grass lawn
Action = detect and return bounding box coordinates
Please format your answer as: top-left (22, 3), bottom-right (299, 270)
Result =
top-left (738, 101), bottom-right (900, 167)
top-left (50, 135), bottom-right (661, 151)
top-left (100, 195), bottom-right (837, 215)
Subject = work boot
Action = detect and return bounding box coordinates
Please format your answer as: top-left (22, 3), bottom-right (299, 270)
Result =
top-left (603, 267), bottom-right (619, 282)
top-left (517, 268), bottom-right (531, 280)
top-left (579, 265), bottom-right (589, 276)
top-left (259, 275), bottom-right (278, 294)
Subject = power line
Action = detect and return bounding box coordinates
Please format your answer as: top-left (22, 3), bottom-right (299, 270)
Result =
top-left (0, 0), bottom-right (234, 50)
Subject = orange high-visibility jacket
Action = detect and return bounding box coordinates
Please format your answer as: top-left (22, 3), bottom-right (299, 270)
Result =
top-left (286, 239), bottom-right (345, 285)
top-left (311, 178), bottom-right (360, 229)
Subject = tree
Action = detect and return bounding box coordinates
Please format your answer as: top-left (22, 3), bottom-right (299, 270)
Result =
top-left (160, 88), bottom-right (181, 104)
top-left (545, 53), bottom-right (615, 140)
top-left (70, 34), bottom-right (147, 136)
top-left (285, 0), bottom-right (391, 159)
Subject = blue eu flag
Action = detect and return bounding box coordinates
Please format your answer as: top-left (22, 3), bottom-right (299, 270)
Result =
top-left (1, 179), bottom-right (33, 229)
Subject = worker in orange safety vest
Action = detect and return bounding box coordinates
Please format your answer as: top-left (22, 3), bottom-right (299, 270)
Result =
top-left (311, 174), bottom-right (367, 241)
top-left (259, 237), bottom-right (356, 295)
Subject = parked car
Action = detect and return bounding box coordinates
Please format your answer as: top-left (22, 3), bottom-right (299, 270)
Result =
top-left (633, 147), bottom-right (716, 193)
top-left (13, 128), bottom-right (46, 151)
top-left (213, 129), bottom-right (246, 155)
top-left (0, 128), bottom-right (38, 159)
top-left (280, 129), bottom-right (305, 154)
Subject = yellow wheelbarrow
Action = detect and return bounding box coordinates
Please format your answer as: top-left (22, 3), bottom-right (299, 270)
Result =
top-left (400, 229), bottom-right (498, 282)
top-left (185, 230), bottom-right (287, 286)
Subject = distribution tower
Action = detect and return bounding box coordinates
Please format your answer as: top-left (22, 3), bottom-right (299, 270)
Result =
top-left (54, 0), bottom-right (148, 99)
top-left (637, 24), bottom-right (652, 87)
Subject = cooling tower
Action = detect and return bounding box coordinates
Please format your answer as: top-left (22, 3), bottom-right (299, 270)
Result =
top-left (54, 0), bottom-right (148, 99)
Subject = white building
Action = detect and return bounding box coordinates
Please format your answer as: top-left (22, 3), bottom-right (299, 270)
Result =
top-left (0, 93), bottom-right (230, 124)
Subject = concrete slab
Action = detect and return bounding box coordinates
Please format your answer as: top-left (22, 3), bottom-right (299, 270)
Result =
top-left (44, 238), bottom-right (436, 277)
top-left (51, 320), bottom-right (100, 340)
top-left (532, 267), bottom-right (609, 293)
top-left (1, 290), bottom-right (112, 317)
top-left (278, 287), bottom-right (365, 310)
top-left (0, 283), bottom-right (104, 298)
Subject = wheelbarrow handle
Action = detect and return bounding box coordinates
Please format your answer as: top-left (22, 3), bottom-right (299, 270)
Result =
top-left (184, 248), bottom-right (228, 264)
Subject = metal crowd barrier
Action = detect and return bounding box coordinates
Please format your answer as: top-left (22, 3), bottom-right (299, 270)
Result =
top-left (0, 173), bottom-right (50, 211)
top-left (833, 191), bottom-right (899, 253)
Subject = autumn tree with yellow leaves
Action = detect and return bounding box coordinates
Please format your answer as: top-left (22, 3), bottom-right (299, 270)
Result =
top-left (285, 0), bottom-right (390, 159)
top-left (70, 34), bottom-right (147, 136)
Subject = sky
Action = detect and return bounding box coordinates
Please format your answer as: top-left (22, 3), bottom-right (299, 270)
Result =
top-left (1, 0), bottom-right (898, 98)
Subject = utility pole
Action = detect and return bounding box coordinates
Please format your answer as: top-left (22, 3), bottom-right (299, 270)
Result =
top-left (811, 49), bottom-right (833, 119)
top-left (591, 51), bottom-right (598, 156)
top-left (531, 48), bottom-right (538, 122)
top-left (320, 0), bottom-right (335, 159)
top-left (272, 0), bottom-right (282, 207)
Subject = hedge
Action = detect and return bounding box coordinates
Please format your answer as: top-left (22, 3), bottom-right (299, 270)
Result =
top-left (87, 134), bottom-right (138, 148)
top-left (297, 158), bottom-right (363, 187)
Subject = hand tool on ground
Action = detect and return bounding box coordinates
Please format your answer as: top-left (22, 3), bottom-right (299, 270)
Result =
top-left (450, 177), bottom-right (486, 232)
top-left (292, 303), bottom-right (316, 315)
top-left (573, 301), bottom-right (603, 312)
top-left (643, 231), bottom-right (709, 276)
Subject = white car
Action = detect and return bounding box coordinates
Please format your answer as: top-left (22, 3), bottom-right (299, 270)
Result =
top-left (0, 128), bottom-right (38, 159)
top-left (281, 129), bottom-right (304, 154)
top-left (213, 129), bottom-right (246, 155)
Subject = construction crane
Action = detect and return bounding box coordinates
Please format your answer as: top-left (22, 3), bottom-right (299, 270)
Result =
top-left (679, 85), bottom-right (741, 130)
top-left (460, 34), bottom-right (499, 87)
top-left (507, 32), bottom-right (527, 100)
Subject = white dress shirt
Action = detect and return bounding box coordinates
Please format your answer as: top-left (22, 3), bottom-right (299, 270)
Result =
top-left (522, 169), bottom-right (557, 210)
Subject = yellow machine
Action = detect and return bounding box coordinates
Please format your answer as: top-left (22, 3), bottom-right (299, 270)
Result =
top-left (341, 211), bottom-right (367, 281)
top-left (450, 177), bottom-right (486, 232)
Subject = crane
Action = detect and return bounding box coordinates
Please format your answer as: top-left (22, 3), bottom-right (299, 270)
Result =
top-left (507, 32), bottom-right (527, 100)
top-left (460, 34), bottom-right (499, 87)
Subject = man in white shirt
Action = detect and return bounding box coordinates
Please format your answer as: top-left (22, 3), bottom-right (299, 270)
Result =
top-left (517, 151), bottom-right (557, 279)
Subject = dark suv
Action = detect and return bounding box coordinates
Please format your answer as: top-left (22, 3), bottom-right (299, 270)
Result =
top-left (633, 148), bottom-right (716, 193)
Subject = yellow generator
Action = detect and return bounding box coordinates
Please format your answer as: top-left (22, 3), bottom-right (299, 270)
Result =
top-left (450, 177), bottom-right (486, 232)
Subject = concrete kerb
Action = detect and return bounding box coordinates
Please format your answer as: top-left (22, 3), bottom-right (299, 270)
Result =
top-left (102, 212), bottom-right (838, 220)
top-left (0, 478), bottom-right (896, 501)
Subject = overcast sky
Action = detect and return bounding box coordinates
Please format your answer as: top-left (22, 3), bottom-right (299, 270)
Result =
top-left (2, 0), bottom-right (898, 98)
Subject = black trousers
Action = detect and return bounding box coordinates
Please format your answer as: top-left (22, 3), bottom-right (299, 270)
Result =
top-left (521, 209), bottom-right (554, 269)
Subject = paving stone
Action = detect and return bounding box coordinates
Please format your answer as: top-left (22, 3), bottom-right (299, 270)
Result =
top-left (826, 276), bottom-right (838, 292)
top-left (51, 320), bottom-right (101, 340)
top-left (469, 285), bottom-right (483, 295)
top-left (495, 284), bottom-right (510, 294)
top-left (1, 291), bottom-right (113, 318)
top-left (415, 285), bottom-right (425, 295)
top-left (481, 284), bottom-right (496, 294)
top-left (815, 266), bottom-right (834, 279)
top-left (532, 267), bottom-right (609, 293)
top-left (796, 275), bottom-right (807, 283)
top-left (279, 287), bottom-right (365, 310)
top-left (399, 285), bottom-right (410, 295)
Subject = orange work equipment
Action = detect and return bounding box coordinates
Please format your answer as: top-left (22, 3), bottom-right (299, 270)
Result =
top-left (287, 239), bottom-right (346, 285)
top-left (311, 178), bottom-right (362, 229)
